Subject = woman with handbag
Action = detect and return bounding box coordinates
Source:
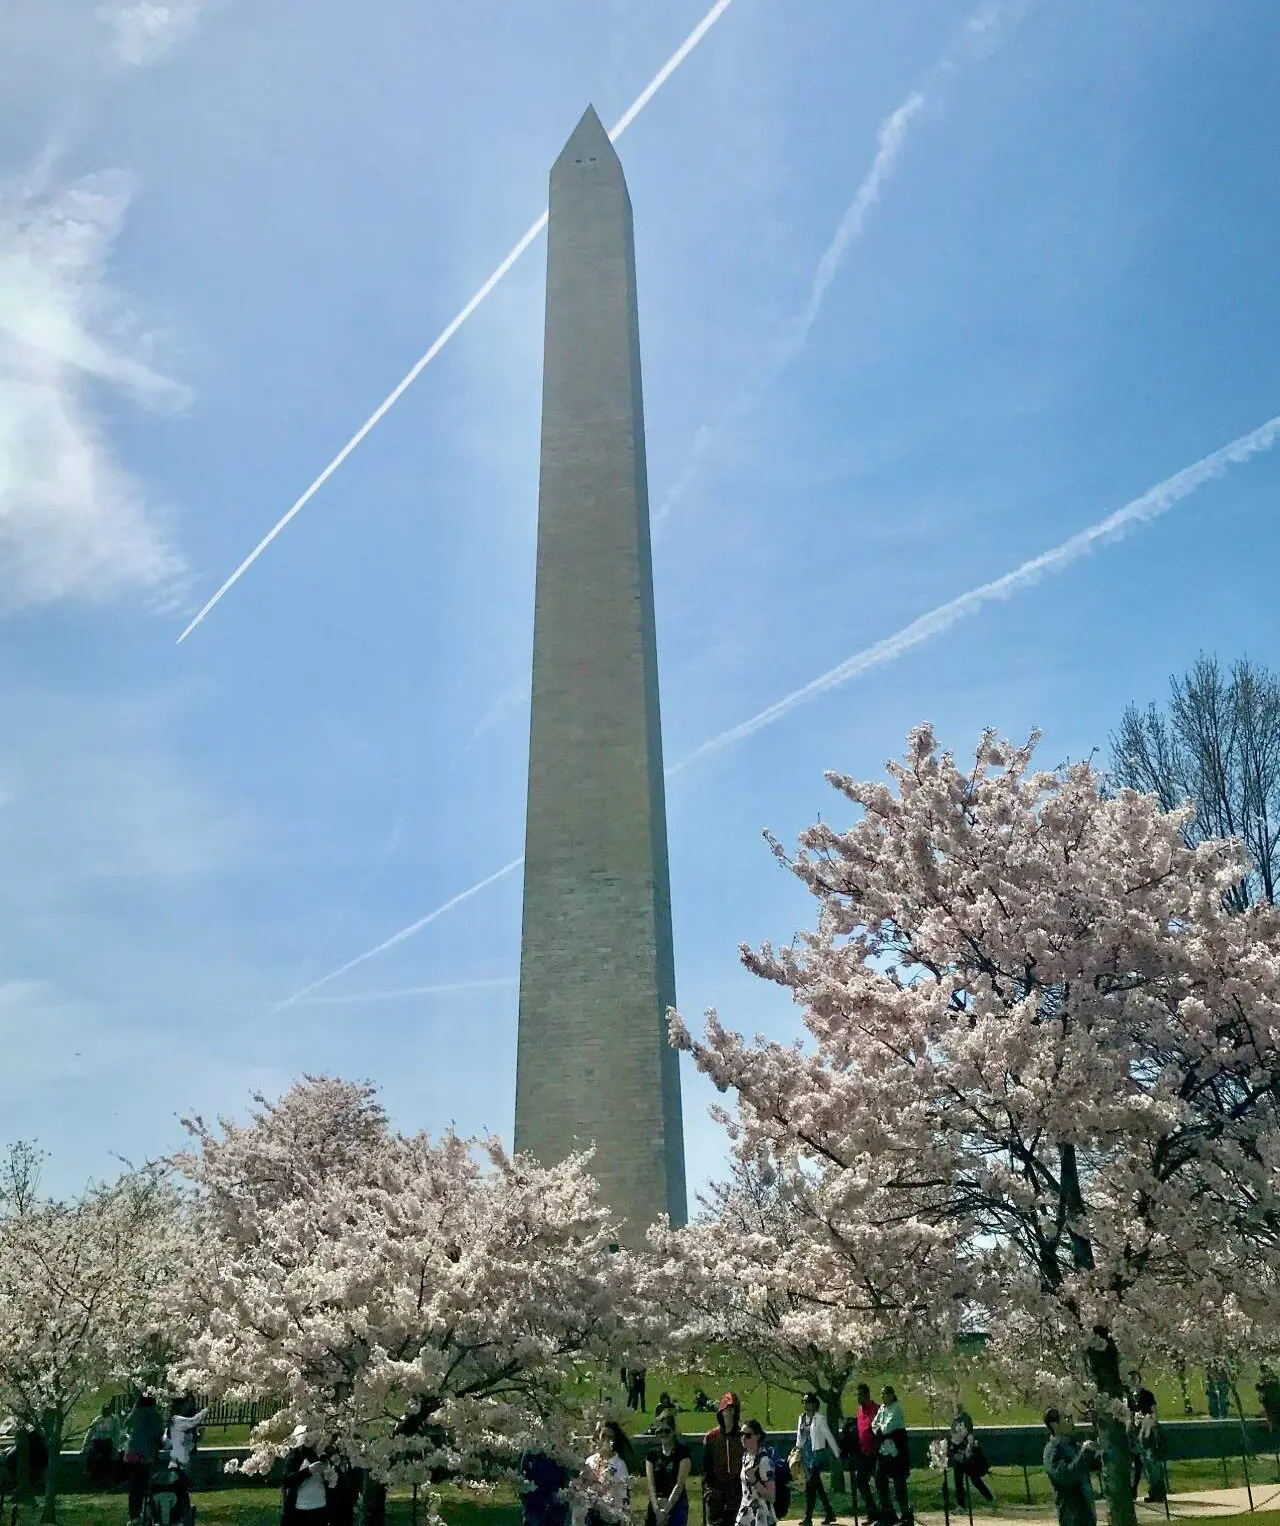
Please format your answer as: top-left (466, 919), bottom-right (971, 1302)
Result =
top-left (796, 1394), bottom-right (839, 1526)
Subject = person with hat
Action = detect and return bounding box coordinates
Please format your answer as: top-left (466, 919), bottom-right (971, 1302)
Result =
top-left (281, 1424), bottom-right (330, 1524)
top-left (703, 1393), bottom-right (745, 1526)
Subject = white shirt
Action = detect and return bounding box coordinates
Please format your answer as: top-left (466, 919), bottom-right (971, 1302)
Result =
top-left (586, 1453), bottom-right (630, 1519)
top-left (167, 1412), bottom-right (208, 1468)
top-left (797, 1413), bottom-right (839, 1458)
top-left (296, 1458), bottom-right (327, 1510)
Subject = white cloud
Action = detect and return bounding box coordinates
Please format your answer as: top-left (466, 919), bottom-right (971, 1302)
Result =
top-left (96, 0), bottom-right (203, 68)
top-left (0, 163), bottom-right (187, 610)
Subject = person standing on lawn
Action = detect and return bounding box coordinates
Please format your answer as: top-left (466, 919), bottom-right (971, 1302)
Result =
top-left (580, 1421), bottom-right (634, 1526)
top-left (646, 1415), bottom-right (692, 1526)
top-left (281, 1424), bottom-right (330, 1524)
top-left (871, 1385), bottom-right (911, 1526)
top-left (166, 1394), bottom-right (208, 1523)
top-left (796, 1394), bottom-right (839, 1526)
top-left (1041, 1411), bottom-right (1098, 1526)
top-left (521, 1449), bottom-right (571, 1526)
top-left (1130, 1391), bottom-right (1166, 1504)
top-left (81, 1402), bottom-right (122, 1489)
top-left (947, 1406), bottom-right (995, 1510)
top-left (703, 1392), bottom-right (745, 1526)
top-left (121, 1393), bottom-right (165, 1525)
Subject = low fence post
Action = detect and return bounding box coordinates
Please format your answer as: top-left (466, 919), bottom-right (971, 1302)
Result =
top-left (1021, 1461), bottom-right (1032, 1505)
top-left (1234, 1406), bottom-right (1254, 1512)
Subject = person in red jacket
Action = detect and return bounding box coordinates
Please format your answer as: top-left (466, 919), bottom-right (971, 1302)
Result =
top-left (846, 1384), bottom-right (880, 1520)
top-left (702, 1393), bottom-right (744, 1526)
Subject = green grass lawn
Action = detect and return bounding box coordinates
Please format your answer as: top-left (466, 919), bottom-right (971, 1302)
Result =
top-left (607, 1359), bottom-right (1242, 1436)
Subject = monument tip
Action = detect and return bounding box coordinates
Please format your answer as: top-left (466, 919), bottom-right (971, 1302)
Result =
top-left (553, 103), bottom-right (619, 171)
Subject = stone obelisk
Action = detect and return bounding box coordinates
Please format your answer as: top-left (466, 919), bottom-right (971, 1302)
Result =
top-left (514, 105), bottom-right (687, 1236)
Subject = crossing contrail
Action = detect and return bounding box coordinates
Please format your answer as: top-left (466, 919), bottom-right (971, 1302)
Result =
top-left (176, 0), bottom-right (739, 643)
top-left (278, 412), bottom-right (1280, 1002)
top-left (271, 854), bottom-right (525, 1013)
top-left (669, 413), bottom-right (1280, 773)
top-left (295, 975), bottom-right (516, 1006)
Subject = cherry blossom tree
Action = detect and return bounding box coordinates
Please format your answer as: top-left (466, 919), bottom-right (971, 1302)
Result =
top-left (670, 726), bottom-right (1280, 1526)
top-left (169, 1077), bottom-right (641, 1525)
top-left (0, 1149), bottom-right (185, 1522)
top-left (645, 1152), bottom-right (952, 1460)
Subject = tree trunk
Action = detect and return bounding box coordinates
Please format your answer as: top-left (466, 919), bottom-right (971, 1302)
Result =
top-left (39, 1412), bottom-right (63, 1525)
top-left (359, 1472), bottom-right (388, 1526)
top-left (1086, 1333), bottom-right (1137, 1526)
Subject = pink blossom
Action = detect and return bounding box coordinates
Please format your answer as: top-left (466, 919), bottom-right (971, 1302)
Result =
top-left (670, 727), bottom-right (1280, 1526)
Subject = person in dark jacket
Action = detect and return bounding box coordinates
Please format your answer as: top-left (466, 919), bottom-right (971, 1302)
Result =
top-left (520, 1449), bottom-right (571, 1526)
top-left (122, 1394), bottom-right (165, 1523)
top-left (282, 1425), bottom-right (331, 1524)
top-left (702, 1392), bottom-right (745, 1526)
top-left (645, 1417), bottom-right (692, 1526)
top-left (1042, 1410), bottom-right (1098, 1526)
top-left (947, 1407), bottom-right (994, 1509)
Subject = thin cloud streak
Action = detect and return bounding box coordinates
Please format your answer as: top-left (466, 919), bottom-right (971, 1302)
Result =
top-left (670, 414), bottom-right (1280, 773)
top-left (286, 814), bottom-right (405, 991)
top-left (176, 0), bottom-right (741, 643)
top-left (296, 976), bottom-right (516, 1007)
top-left (292, 413), bottom-right (1280, 993)
top-left (653, 0), bottom-right (1032, 534)
top-left (271, 855), bottom-right (525, 1013)
top-left (652, 90), bottom-right (926, 533)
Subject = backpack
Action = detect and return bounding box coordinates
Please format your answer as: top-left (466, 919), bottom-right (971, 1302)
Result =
top-left (767, 1447), bottom-right (792, 1519)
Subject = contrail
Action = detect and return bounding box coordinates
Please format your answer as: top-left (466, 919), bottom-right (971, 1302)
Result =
top-left (287, 814), bottom-right (405, 991)
top-left (296, 976), bottom-right (516, 1006)
top-left (652, 90), bottom-right (926, 532)
top-left (271, 855), bottom-right (524, 1013)
top-left (669, 414), bottom-right (1280, 773)
top-left (176, 0), bottom-right (740, 643)
top-left (780, 94), bottom-right (925, 367)
top-left (653, 0), bottom-right (1032, 534)
top-left (276, 416), bottom-right (1280, 1003)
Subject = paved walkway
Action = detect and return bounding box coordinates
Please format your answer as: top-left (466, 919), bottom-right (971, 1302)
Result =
top-left (827, 1483), bottom-right (1280, 1526)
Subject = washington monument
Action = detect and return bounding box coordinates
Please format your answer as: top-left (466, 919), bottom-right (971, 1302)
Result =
top-left (513, 106), bottom-right (687, 1235)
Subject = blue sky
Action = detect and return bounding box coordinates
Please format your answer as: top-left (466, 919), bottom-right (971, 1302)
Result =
top-left (2, 0), bottom-right (1278, 1212)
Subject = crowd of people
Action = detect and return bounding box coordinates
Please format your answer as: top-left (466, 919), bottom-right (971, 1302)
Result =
top-left (82, 1391), bottom-right (209, 1523)
top-left (2, 1361), bottom-right (1276, 1525)
top-left (533, 1385), bottom-right (921, 1526)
